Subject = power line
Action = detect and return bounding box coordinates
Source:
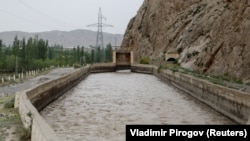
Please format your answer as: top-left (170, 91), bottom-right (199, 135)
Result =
top-left (87, 7), bottom-right (113, 48)
top-left (0, 8), bottom-right (59, 30)
top-left (18, 0), bottom-right (80, 30)
top-left (87, 7), bottom-right (113, 62)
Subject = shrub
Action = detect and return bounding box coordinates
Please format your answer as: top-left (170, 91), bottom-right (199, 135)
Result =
top-left (139, 57), bottom-right (150, 64)
top-left (19, 127), bottom-right (31, 141)
top-left (73, 64), bottom-right (82, 69)
top-left (177, 48), bottom-right (183, 54)
top-left (4, 97), bottom-right (14, 109)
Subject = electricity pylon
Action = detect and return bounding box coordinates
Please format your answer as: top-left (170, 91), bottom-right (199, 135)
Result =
top-left (87, 7), bottom-right (113, 63)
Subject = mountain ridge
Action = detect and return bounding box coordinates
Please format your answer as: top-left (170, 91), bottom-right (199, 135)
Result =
top-left (0, 29), bottom-right (123, 48)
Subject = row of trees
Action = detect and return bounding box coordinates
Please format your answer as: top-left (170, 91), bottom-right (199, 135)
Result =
top-left (0, 36), bottom-right (113, 73)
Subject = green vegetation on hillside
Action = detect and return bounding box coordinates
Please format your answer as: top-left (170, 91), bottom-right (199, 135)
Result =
top-left (139, 57), bottom-right (150, 64)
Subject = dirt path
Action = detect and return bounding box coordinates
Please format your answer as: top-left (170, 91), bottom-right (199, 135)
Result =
top-left (0, 67), bottom-right (76, 96)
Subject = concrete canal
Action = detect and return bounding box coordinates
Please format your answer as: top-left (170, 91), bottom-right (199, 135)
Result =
top-left (40, 70), bottom-right (234, 141)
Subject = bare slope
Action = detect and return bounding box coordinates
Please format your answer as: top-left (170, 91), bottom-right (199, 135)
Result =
top-left (121, 0), bottom-right (250, 83)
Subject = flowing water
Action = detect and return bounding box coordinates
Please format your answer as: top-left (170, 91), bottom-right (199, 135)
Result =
top-left (40, 71), bottom-right (235, 141)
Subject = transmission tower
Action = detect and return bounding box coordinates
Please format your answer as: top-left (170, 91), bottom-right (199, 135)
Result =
top-left (87, 7), bottom-right (113, 62)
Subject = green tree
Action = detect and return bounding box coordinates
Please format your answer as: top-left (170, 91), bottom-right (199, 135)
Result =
top-left (20, 38), bottom-right (27, 72)
top-left (76, 45), bottom-right (80, 64)
top-left (91, 49), bottom-right (95, 63)
top-left (105, 43), bottom-right (113, 62)
top-left (37, 39), bottom-right (48, 60)
top-left (5, 55), bottom-right (16, 71)
top-left (13, 35), bottom-right (20, 57)
top-left (13, 35), bottom-right (20, 74)
top-left (0, 40), bottom-right (3, 69)
top-left (0, 40), bottom-right (2, 60)
top-left (0, 40), bottom-right (2, 56)
top-left (84, 51), bottom-right (91, 64)
top-left (80, 46), bottom-right (84, 65)
top-left (96, 47), bottom-right (101, 63)
top-left (33, 35), bottom-right (39, 59)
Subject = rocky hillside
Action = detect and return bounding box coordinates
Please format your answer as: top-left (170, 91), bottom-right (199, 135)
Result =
top-left (121, 0), bottom-right (250, 83)
top-left (0, 29), bottom-right (123, 48)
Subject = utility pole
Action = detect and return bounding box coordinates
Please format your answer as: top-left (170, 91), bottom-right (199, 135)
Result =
top-left (87, 7), bottom-right (113, 63)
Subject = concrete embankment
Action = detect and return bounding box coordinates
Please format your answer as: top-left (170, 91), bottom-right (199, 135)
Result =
top-left (15, 67), bottom-right (90, 141)
top-left (131, 64), bottom-right (250, 124)
top-left (14, 63), bottom-right (250, 141)
top-left (14, 64), bottom-right (119, 141)
top-left (89, 63), bottom-right (116, 73)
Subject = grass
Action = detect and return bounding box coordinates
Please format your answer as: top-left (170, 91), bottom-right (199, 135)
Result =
top-left (159, 64), bottom-right (244, 90)
top-left (160, 63), bottom-right (180, 70)
top-left (4, 97), bottom-right (15, 109)
top-left (0, 95), bottom-right (31, 141)
top-left (140, 57), bottom-right (150, 64)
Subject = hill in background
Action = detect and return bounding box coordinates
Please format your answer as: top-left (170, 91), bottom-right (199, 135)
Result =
top-left (0, 29), bottom-right (123, 48)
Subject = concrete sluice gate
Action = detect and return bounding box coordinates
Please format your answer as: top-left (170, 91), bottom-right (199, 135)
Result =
top-left (14, 64), bottom-right (250, 141)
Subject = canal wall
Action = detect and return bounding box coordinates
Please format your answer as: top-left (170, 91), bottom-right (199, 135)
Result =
top-left (14, 64), bottom-right (121, 141)
top-left (15, 67), bottom-right (90, 141)
top-left (90, 63), bottom-right (116, 73)
top-left (14, 63), bottom-right (250, 140)
top-left (131, 64), bottom-right (250, 124)
top-left (159, 69), bottom-right (250, 125)
top-left (131, 64), bottom-right (158, 74)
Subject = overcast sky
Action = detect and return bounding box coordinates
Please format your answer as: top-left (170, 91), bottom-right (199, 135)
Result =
top-left (0, 0), bottom-right (144, 34)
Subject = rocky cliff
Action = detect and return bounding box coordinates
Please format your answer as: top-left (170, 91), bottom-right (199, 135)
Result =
top-left (121, 0), bottom-right (250, 83)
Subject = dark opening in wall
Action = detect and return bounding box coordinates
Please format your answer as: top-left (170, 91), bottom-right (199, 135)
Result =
top-left (166, 58), bottom-right (176, 63)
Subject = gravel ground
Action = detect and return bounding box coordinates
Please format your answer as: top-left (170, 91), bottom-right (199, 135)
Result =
top-left (0, 67), bottom-right (76, 97)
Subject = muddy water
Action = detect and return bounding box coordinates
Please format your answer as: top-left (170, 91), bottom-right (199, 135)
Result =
top-left (40, 71), bottom-right (234, 141)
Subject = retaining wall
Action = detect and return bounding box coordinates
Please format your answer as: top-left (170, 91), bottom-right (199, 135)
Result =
top-left (89, 63), bottom-right (116, 73)
top-left (158, 69), bottom-right (250, 124)
top-left (131, 64), bottom-right (157, 74)
top-left (15, 67), bottom-right (90, 141)
top-left (14, 64), bottom-right (121, 141)
top-left (131, 64), bottom-right (250, 124)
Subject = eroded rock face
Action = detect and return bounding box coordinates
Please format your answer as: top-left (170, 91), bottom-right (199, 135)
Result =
top-left (121, 0), bottom-right (250, 82)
